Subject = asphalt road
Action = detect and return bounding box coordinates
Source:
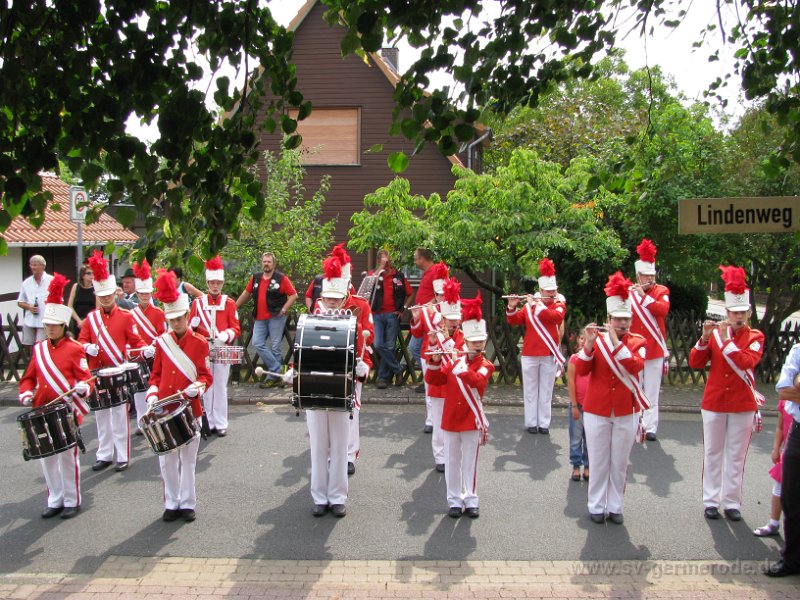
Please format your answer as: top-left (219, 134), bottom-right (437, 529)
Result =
top-left (0, 404), bottom-right (785, 576)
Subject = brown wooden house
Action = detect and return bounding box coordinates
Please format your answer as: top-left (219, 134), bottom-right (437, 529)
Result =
top-left (250, 0), bottom-right (488, 294)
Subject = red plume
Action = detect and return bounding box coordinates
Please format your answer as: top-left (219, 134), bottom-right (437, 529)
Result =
top-left (460, 292), bottom-right (483, 322)
top-left (331, 243), bottom-right (351, 265)
top-left (132, 259), bottom-right (151, 280)
top-left (88, 250), bottom-right (109, 281)
top-left (153, 269), bottom-right (180, 304)
top-left (636, 238), bottom-right (657, 262)
top-left (443, 278), bottom-right (461, 304)
top-left (46, 272), bottom-right (70, 304)
top-left (323, 256), bottom-right (343, 279)
top-left (205, 256), bottom-right (224, 270)
top-left (538, 258), bottom-right (556, 277)
top-left (719, 265), bottom-right (748, 294)
top-left (430, 261), bottom-right (449, 281)
top-left (604, 271), bottom-right (632, 299)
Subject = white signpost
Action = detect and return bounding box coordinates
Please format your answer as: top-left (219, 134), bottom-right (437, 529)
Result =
top-left (69, 186), bottom-right (87, 276)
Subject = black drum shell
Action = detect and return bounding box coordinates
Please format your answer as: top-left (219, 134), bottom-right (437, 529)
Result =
top-left (91, 367), bottom-right (131, 410)
top-left (17, 403), bottom-right (78, 460)
top-left (138, 399), bottom-right (198, 455)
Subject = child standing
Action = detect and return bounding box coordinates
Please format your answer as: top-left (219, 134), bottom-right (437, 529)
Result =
top-left (753, 399), bottom-right (792, 536)
top-left (568, 332), bottom-right (590, 482)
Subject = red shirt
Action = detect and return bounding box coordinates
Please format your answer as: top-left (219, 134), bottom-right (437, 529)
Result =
top-left (20, 337), bottom-right (94, 414)
top-left (506, 300), bottom-right (566, 356)
top-left (568, 354), bottom-right (589, 408)
top-left (688, 325), bottom-right (764, 413)
top-left (426, 353), bottom-right (494, 432)
top-left (630, 284), bottom-right (670, 359)
top-left (77, 306), bottom-right (146, 369)
top-left (368, 268), bottom-right (413, 314)
top-left (131, 304), bottom-right (167, 345)
top-left (246, 273), bottom-right (297, 320)
top-left (189, 294), bottom-right (241, 342)
top-left (146, 330), bottom-right (213, 418)
top-left (415, 267), bottom-right (436, 305)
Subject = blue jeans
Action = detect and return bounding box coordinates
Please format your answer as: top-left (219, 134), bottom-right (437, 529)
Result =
top-left (253, 316), bottom-right (286, 379)
top-left (373, 312), bottom-right (402, 380)
top-left (569, 403), bottom-right (589, 468)
top-left (408, 335), bottom-right (422, 368)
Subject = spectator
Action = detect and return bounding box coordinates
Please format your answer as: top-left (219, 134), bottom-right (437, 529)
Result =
top-left (236, 252), bottom-right (298, 388)
top-left (17, 255), bottom-right (53, 351)
top-left (370, 250), bottom-right (414, 388)
top-left (169, 267), bottom-right (203, 304)
top-left (115, 268), bottom-right (137, 309)
top-left (567, 332), bottom-right (589, 482)
top-left (67, 265), bottom-right (97, 336)
top-left (753, 398), bottom-right (791, 537)
top-left (305, 274), bottom-right (324, 310)
top-left (409, 248), bottom-right (435, 392)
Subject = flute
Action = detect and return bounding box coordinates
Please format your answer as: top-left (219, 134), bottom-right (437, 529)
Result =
top-left (501, 294), bottom-right (530, 299)
top-left (408, 301), bottom-right (437, 311)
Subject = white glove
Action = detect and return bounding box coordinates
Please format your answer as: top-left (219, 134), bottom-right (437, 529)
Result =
top-left (73, 382), bottom-right (89, 396)
top-left (189, 316), bottom-right (201, 329)
top-left (19, 394), bottom-right (32, 407)
top-left (142, 345), bottom-right (156, 359)
top-left (85, 344), bottom-right (99, 357)
top-left (281, 368), bottom-right (296, 384)
top-left (213, 337), bottom-right (226, 347)
top-left (183, 384), bottom-right (200, 398)
top-left (355, 360), bottom-right (369, 378)
top-left (217, 330), bottom-right (229, 343)
top-left (451, 358), bottom-right (468, 376)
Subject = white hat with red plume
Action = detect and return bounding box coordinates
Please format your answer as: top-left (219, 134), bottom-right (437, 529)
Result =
top-left (635, 239), bottom-right (657, 276)
top-left (154, 269), bottom-right (189, 319)
top-left (605, 272), bottom-right (633, 318)
top-left (461, 293), bottom-right (487, 341)
top-left (89, 250), bottom-right (116, 297)
top-left (720, 265), bottom-right (750, 311)
top-left (430, 262), bottom-right (450, 295)
top-left (42, 273), bottom-right (72, 325)
top-left (439, 278), bottom-right (462, 321)
top-left (538, 258), bottom-right (557, 291)
top-left (133, 259), bottom-right (153, 293)
top-left (205, 256), bottom-right (225, 282)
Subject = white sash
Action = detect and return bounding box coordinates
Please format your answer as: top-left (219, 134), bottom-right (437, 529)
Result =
top-left (132, 306), bottom-right (159, 341)
top-left (88, 310), bottom-right (125, 366)
top-left (524, 302), bottom-right (566, 373)
top-left (421, 304), bottom-right (439, 333)
top-left (712, 329), bottom-right (765, 406)
top-left (630, 290), bottom-right (670, 357)
top-left (433, 331), bottom-right (459, 366)
top-left (34, 341), bottom-right (71, 397)
top-left (595, 334), bottom-right (650, 411)
top-left (453, 357), bottom-right (489, 434)
top-left (197, 294), bottom-right (227, 339)
top-left (156, 333), bottom-right (198, 384)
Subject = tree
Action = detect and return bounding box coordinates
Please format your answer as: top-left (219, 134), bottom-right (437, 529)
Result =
top-left (348, 149), bottom-right (626, 307)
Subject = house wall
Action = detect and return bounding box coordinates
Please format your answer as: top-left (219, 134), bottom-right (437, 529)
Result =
top-left (0, 247), bottom-right (24, 320)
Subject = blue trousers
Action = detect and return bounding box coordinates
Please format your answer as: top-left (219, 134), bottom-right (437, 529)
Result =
top-left (373, 312), bottom-right (402, 380)
top-left (252, 316), bottom-right (286, 380)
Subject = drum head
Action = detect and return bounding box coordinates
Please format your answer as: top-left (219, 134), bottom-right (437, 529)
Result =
top-left (98, 366), bottom-right (125, 377)
top-left (152, 399), bottom-right (190, 424)
top-left (121, 362), bottom-right (139, 372)
top-left (17, 403), bottom-right (66, 422)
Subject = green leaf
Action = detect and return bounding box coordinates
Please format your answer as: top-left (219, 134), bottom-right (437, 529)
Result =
top-left (0, 237), bottom-right (7, 256)
top-left (388, 151), bottom-right (409, 173)
top-left (365, 143), bottom-right (384, 154)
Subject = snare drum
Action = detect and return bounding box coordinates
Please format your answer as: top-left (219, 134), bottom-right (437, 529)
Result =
top-left (91, 366), bottom-right (131, 411)
top-left (121, 361), bottom-right (149, 393)
top-left (209, 345), bottom-right (244, 364)
top-left (292, 313), bottom-right (356, 411)
top-left (138, 398), bottom-right (199, 455)
top-left (17, 403), bottom-right (78, 461)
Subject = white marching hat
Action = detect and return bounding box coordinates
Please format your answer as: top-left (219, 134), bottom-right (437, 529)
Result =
top-left (635, 238), bottom-right (657, 275)
top-left (537, 258), bottom-right (558, 291)
top-left (606, 295), bottom-right (632, 318)
top-left (205, 256), bottom-right (225, 282)
top-left (439, 300), bottom-right (462, 321)
top-left (322, 276), bottom-right (349, 299)
top-left (42, 303), bottom-right (72, 326)
top-left (88, 250), bottom-right (117, 297)
top-left (605, 271), bottom-right (633, 318)
top-left (462, 318), bottom-right (487, 341)
top-left (163, 295), bottom-right (190, 320)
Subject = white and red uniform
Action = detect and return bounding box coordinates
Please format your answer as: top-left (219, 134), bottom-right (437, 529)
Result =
top-left (630, 283), bottom-right (670, 434)
top-left (19, 337), bottom-right (93, 511)
top-left (689, 325), bottom-right (764, 512)
top-left (189, 293), bottom-right (240, 431)
top-left (78, 305), bottom-right (146, 464)
top-left (575, 332), bottom-right (646, 516)
top-left (411, 304), bottom-right (442, 429)
top-left (145, 329), bottom-right (213, 511)
top-left (426, 353), bottom-right (494, 510)
top-left (423, 327), bottom-right (465, 466)
top-left (130, 303), bottom-right (166, 420)
top-left (308, 294), bottom-right (373, 506)
top-left (506, 298), bottom-right (566, 430)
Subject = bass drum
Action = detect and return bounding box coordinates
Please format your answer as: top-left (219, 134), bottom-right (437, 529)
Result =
top-left (292, 313), bottom-right (356, 411)
top-left (17, 403), bottom-right (78, 461)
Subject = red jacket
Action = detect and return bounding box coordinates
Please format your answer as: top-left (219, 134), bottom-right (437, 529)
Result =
top-left (423, 328), bottom-right (465, 399)
top-left (411, 305), bottom-right (442, 366)
top-left (426, 353), bottom-right (494, 431)
top-left (77, 306), bottom-right (146, 369)
top-left (189, 294), bottom-right (241, 342)
top-left (629, 284), bottom-right (670, 359)
top-left (131, 304), bottom-right (167, 345)
top-left (575, 332), bottom-right (647, 417)
top-left (146, 330), bottom-right (213, 418)
top-left (19, 337), bottom-right (94, 424)
top-left (688, 325), bottom-right (764, 413)
top-left (506, 300), bottom-right (566, 357)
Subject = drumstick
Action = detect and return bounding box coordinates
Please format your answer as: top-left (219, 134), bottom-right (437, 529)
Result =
top-left (44, 376), bottom-right (97, 407)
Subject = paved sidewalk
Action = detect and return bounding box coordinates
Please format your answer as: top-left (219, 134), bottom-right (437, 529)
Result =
top-left (2, 556), bottom-right (799, 599)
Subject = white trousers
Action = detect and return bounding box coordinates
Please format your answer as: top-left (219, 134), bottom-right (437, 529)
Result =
top-left (701, 409), bottom-right (754, 510)
top-left (444, 429), bottom-right (481, 509)
top-left (521, 355), bottom-right (558, 429)
top-left (95, 403), bottom-right (130, 463)
top-left (41, 446), bottom-right (81, 508)
top-left (134, 390), bottom-right (148, 427)
top-left (584, 412), bottom-right (637, 515)
top-left (158, 434), bottom-right (200, 510)
top-left (430, 397), bottom-right (445, 464)
top-left (347, 381), bottom-right (363, 463)
top-left (641, 358), bottom-right (664, 434)
top-left (307, 409), bottom-right (350, 505)
top-left (422, 361), bottom-right (432, 427)
top-left (203, 362), bottom-right (230, 430)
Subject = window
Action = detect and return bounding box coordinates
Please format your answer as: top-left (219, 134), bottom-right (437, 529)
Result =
top-left (288, 107), bottom-right (360, 166)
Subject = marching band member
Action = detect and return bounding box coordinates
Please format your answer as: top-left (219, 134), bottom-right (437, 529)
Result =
top-left (19, 273), bottom-right (93, 519)
top-left (78, 251), bottom-right (149, 473)
top-left (130, 259), bottom-right (166, 427)
top-left (578, 272), bottom-right (647, 525)
top-left (629, 239), bottom-right (671, 441)
top-left (189, 256), bottom-right (240, 437)
top-left (426, 294), bottom-right (494, 519)
top-left (424, 277), bottom-right (464, 473)
top-left (410, 262), bottom-right (449, 434)
top-left (506, 258), bottom-right (566, 434)
top-left (146, 270), bottom-right (213, 522)
top-left (689, 265), bottom-right (764, 522)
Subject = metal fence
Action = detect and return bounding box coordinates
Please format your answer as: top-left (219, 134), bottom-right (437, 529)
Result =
top-left (3, 311), bottom-right (798, 385)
